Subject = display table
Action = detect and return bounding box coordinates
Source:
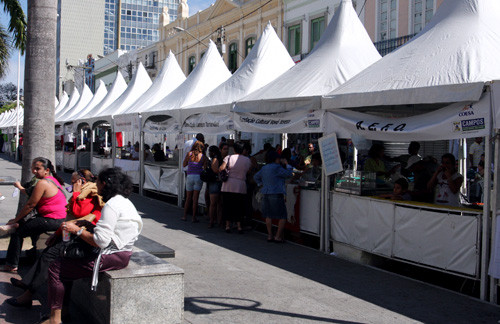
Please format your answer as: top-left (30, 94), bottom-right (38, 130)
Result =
top-left (91, 156), bottom-right (113, 174)
top-left (63, 152), bottom-right (75, 170)
top-left (114, 158), bottom-right (140, 184)
top-left (330, 192), bottom-right (481, 276)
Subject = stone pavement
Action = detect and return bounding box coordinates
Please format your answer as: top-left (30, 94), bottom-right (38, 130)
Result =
top-left (0, 154), bottom-right (499, 323)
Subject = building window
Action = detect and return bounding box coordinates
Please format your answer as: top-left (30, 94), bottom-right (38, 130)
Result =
top-left (188, 56), bottom-right (196, 74)
top-left (287, 24), bottom-right (301, 56)
top-left (379, 0), bottom-right (397, 41)
top-left (245, 37), bottom-right (255, 57)
top-left (413, 0), bottom-right (434, 33)
top-left (228, 42), bottom-right (238, 73)
top-left (310, 16), bottom-right (325, 51)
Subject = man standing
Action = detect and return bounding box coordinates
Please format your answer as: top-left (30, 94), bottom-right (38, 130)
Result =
top-left (469, 137), bottom-right (484, 170)
top-left (304, 143), bottom-right (316, 166)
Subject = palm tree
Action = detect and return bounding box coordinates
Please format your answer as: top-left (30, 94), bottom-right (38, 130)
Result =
top-left (20, 0), bottom-right (57, 189)
top-left (0, 0), bottom-right (27, 78)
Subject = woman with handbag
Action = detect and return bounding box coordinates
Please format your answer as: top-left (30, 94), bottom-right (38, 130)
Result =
top-left (44, 167), bottom-right (142, 324)
top-left (0, 157), bottom-right (67, 273)
top-left (219, 141), bottom-right (252, 234)
top-left (182, 141), bottom-right (207, 223)
top-left (7, 169), bottom-right (104, 309)
top-left (207, 145), bottom-right (223, 228)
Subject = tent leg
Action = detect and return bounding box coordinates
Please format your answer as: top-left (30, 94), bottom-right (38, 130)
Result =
top-left (177, 137), bottom-right (184, 208)
top-left (324, 174), bottom-right (331, 253)
top-left (481, 130), bottom-right (493, 301)
top-left (139, 131), bottom-right (144, 196)
top-left (320, 169), bottom-right (325, 252)
top-left (490, 130), bottom-right (500, 303)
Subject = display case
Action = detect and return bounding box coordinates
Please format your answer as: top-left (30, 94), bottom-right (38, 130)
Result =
top-left (334, 170), bottom-right (376, 195)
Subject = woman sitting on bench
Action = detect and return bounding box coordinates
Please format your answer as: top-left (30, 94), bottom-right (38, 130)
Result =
top-left (7, 169), bottom-right (104, 310)
top-left (44, 167), bottom-right (143, 324)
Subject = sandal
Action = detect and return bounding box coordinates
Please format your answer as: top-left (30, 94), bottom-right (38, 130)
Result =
top-left (0, 265), bottom-right (18, 273)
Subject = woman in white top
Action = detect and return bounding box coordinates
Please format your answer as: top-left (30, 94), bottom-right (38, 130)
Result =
top-left (427, 153), bottom-right (463, 207)
top-left (45, 167), bottom-right (143, 324)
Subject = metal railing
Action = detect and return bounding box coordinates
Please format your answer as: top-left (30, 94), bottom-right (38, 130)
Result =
top-left (374, 34), bottom-right (416, 56)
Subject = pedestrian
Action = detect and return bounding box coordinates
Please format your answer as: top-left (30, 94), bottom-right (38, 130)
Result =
top-left (219, 141), bottom-right (252, 234)
top-left (7, 169), bottom-right (104, 310)
top-left (207, 145), bottom-right (223, 228)
top-left (44, 167), bottom-right (142, 324)
top-left (182, 141), bottom-right (207, 222)
top-left (0, 157), bottom-right (66, 273)
top-left (254, 150), bottom-right (293, 242)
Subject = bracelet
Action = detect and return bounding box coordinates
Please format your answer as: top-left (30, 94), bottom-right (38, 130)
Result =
top-left (76, 228), bottom-right (84, 236)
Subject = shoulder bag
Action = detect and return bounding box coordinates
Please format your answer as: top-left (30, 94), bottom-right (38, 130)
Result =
top-left (219, 155), bottom-right (231, 182)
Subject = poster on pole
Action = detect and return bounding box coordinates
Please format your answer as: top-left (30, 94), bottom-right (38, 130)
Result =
top-left (318, 133), bottom-right (343, 176)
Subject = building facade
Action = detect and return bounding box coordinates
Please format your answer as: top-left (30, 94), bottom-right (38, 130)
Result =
top-left (156, 0), bottom-right (282, 76)
top-left (56, 0), bottom-right (105, 97)
top-left (104, 0), bottom-right (180, 55)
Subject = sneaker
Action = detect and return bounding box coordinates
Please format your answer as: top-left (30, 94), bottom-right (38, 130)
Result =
top-left (0, 224), bottom-right (18, 236)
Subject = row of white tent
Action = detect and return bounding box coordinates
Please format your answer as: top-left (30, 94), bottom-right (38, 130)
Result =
top-left (2, 0), bottom-right (500, 301)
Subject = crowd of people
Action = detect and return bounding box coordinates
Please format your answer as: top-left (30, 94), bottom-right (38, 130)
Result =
top-left (180, 133), bottom-right (322, 240)
top-left (0, 157), bottom-right (142, 323)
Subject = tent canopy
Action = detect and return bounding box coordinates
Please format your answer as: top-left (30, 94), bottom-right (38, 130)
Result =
top-left (57, 84), bottom-right (93, 122)
top-left (80, 71), bottom-right (128, 123)
top-left (234, 0), bottom-right (380, 114)
top-left (142, 40), bottom-right (231, 123)
top-left (69, 80), bottom-right (108, 121)
top-left (55, 88), bottom-right (80, 123)
top-left (322, 0), bottom-right (500, 109)
top-left (124, 51), bottom-right (186, 114)
top-left (54, 91), bottom-right (68, 115)
top-left (183, 22), bottom-right (295, 120)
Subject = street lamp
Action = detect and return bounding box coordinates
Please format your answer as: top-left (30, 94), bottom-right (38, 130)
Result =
top-left (173, 26), bottom-right (209, 48)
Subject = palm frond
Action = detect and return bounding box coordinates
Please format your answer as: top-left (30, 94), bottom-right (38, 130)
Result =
top-left (0, 24), bottom-right (11, 78)
top-left (1, 0), bottom-right (26, 54)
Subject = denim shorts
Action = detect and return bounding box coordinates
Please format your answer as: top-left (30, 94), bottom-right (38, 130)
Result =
top-left (261, 194), bottom-right (287, 220)
top-left (186, 174), bottom-right (203, 191)
top-left (208, 181), bottom-right (222, 194)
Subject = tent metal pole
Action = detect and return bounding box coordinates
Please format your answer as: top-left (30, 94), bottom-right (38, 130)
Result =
top-left (90, 129), bottom-right (94, 174)
top-left (480, 116), bottom-right (493, 301)
top-left (490, 129), bottom-right (500, 303)
top-left (177, 132), bottom-right (184, 208)
top-left (324, 174), bottom-right (331, 253)
top-left (320, 169), bottom-right (325, 252)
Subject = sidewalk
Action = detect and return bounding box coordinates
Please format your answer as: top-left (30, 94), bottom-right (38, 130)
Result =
top-left (0, 154), bottom-right (499, 323)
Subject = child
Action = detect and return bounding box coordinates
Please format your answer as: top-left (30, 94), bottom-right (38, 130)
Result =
top-left (380, 178), bottom-right (412, 201)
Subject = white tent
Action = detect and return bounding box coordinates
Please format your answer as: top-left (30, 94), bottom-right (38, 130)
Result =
top-left (54, 92), bottom-right (69, 116)
top-left (322, 0), bottom-right (500, 109)
top-left (55, 88), bottom-right (80, 121)
top-left (141, 40), bottom-right (231, 127)
top-left (92, 62), bottom-right (152, 122)
top-left (68, 80), bottom-right (108, 121)
top-left (114, 51), bottom-right (186, 134)
top-left (56, 84), bottom-right (93, 122)
top-left (81, 71), bottom-right (127, 125)
top-left (181, 22), bottom-right (295, 133)
top-left (234, 0), bottom-right (380, 115)
top-left (124, 51), bottom-right (186, 115)
top-left (55, 96), bottom-right (59, 108)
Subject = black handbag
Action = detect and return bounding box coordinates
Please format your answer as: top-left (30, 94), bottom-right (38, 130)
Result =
top-left (60, 236), bottom-right (100, 259)
top-left (219, 155), bottom-right (231, 182)
top-left (200, 167), bottom-right (217, 182)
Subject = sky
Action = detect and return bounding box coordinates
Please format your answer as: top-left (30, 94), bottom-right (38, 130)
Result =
top-left (0, 0), bottom-right (214, 89)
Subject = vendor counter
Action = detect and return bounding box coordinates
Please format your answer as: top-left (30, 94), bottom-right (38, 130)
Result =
top-left (55, 151), bottom-right (63, 169)
top-left (280, 184), bottom-right (321, 235)
top-left (91, 156), bottom-right (113, 174)
top-left (76, 151), bottom-right (91, 170)
top-left (63, 152), bottom-right (75, 170)
top-left (330, 191), bottom-right (481, 276)
top-left (143, 162), bottom-right (180, 196)
top-left (114, 158), bottom-right (139, 184)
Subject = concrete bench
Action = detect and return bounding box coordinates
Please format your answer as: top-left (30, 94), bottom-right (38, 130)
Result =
top-left (71, 247), bottom-right (184, 324)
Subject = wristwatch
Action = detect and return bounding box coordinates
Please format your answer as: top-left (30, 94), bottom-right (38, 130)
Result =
top-left (76, 228), bottom-right (84, 236)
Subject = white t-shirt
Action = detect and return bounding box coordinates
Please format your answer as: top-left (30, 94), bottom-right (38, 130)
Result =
top-left (93, 195), bottom-right (143, 254)
top-left (469, 142), bottom-right (484, 167)
top-left (434, 171), bottom-right (463, 207)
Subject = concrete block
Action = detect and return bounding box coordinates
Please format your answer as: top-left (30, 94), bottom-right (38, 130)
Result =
top-left (71, 248), bottom-right (184, 324)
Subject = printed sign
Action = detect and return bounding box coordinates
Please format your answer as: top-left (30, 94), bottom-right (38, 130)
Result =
top-left (143, 118), bottom-right (180, 134)
top-left (234, 110), bottom-right (324, 133)
top-left (318, 133), bottom-right (343, 176)
top-left (327, 94), bottom-right (491, 141)
top-left (182, 113), bottom-right (234, 134)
